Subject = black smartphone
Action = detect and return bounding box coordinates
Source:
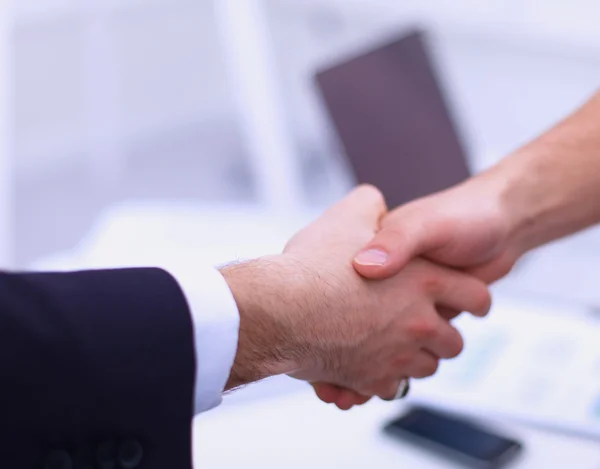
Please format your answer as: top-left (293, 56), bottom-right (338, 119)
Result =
top-left (384, 406), bottom-right (523, 469)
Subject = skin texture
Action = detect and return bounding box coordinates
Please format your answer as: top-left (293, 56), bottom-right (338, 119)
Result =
top-left (221, 185), bottom-right (491, 401)
top-left (316, 90), bottom-right (600, 409)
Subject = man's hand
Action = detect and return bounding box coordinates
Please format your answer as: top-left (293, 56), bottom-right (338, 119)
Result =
top-left (355, 91), bottom-right (600, 284)
top-left (354, 174), bottom-right (525, 284)
top-left (222, 185), bottom-right (491, 404)
top-left (318, 90), bottom-right (600, 408)
top-left (312, 175), bottom-right (523, 409)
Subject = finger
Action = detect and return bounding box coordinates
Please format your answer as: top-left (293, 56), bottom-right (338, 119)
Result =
top-left (312, 383), bottom-right (371, 409)
top-left (404, 351), bottom-right (441, 378)
top-left (426, 264), bottom-right (493, 318)
top-left (335, 396), bottom-right (355, 411)
top-left (467, 250), bottom-right (517, 284)
top-left (322, 184), bottom-right (387, 228)
top-left (407, 306), bottom-right (465, 359)
top-left (312, 383), bottom-right (343, 404)
top-left (424, 318), bottom-right (465, 359)
top-left (334, 389), bottom-right (372, 410)
top-left (353, 203), bottom-right (449, 280)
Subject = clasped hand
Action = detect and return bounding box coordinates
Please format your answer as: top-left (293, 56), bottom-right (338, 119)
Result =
top-left (296, 178), bottom-right (526, 410)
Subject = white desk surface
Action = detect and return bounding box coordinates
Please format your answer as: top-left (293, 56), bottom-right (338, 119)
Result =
top-left (193, 384), bottom-right (600, 469)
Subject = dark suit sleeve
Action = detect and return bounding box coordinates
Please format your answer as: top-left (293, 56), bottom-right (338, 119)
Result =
top-left (0, 268), bottom-right (196, 469)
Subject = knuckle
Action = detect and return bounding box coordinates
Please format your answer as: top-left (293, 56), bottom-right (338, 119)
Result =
top-left (393, 353), bottom-right (412, 370)
top-left (371, 228), bottom-right (408, 256)
top-left (357, 184), bottom-right (386, 210)
top-left (376, 222), bottom-right (414, 250)
top-left (381, 225), bottom-right (407, 241)
top-left (420, 274), bottom-right (443, 296)
top-left (409, 317), bottom-right (439, 341)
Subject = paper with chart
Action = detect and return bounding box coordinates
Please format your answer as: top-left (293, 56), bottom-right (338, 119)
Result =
top-left (410, 297), bottom-right (600, 438)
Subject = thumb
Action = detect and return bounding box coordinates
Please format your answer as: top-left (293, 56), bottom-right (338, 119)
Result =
top-left (322, 184), bottom-right (387, 229)
top-left (353, 205), bottom-right (443, 280)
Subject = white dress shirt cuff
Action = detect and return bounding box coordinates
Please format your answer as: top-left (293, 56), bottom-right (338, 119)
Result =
top-left (169, 265), bottom-right (240, 414)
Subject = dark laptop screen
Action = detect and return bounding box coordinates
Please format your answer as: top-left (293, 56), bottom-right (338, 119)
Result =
top-left (315, 30), bottom-right (471, 208)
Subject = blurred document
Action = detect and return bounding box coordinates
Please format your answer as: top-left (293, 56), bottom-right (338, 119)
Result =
top-left (411, 297), bottom-right (600, 438)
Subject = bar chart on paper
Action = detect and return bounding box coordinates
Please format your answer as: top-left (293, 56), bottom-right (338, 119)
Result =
top-left (410, 297), bottom-right (600, 438)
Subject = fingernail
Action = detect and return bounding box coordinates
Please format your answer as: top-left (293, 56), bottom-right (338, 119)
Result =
top-left (354, 249), bottom-right (389, 266)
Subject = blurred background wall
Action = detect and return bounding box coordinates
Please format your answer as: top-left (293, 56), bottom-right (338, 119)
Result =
top-left (5, 0), bottom-right (600, 267)
top-left (13, 0), bottom-right (251, 266)
top-left (0, 1), bottom-right (11, 267)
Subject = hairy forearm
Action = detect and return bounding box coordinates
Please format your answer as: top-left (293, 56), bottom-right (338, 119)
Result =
top-left (491, 91), bottom-right (600, 252)
top-left (220, 257), bottom-right (310, 391)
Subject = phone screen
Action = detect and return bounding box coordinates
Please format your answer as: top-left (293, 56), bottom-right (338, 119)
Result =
top-left (385, 407), bottom-right (522, 468)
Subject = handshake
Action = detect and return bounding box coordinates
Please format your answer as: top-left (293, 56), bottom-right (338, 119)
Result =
top-left (219, 89), bottom-right (600, 410)
top-left (222, 173), bottom-right (530, 409)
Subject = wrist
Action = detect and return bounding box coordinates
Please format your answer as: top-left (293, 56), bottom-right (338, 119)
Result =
top-left (490, 155), bottom-right (538, 254)
top-left (490, 146), bottom-right (565, 255)
top-left (220, 256), bottom-right (314, 389)
top-left (484, 92), bottom-right (600, 254)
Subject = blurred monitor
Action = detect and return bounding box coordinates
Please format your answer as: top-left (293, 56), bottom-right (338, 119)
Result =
top-left (315, 29), bottom-right (471, 208)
